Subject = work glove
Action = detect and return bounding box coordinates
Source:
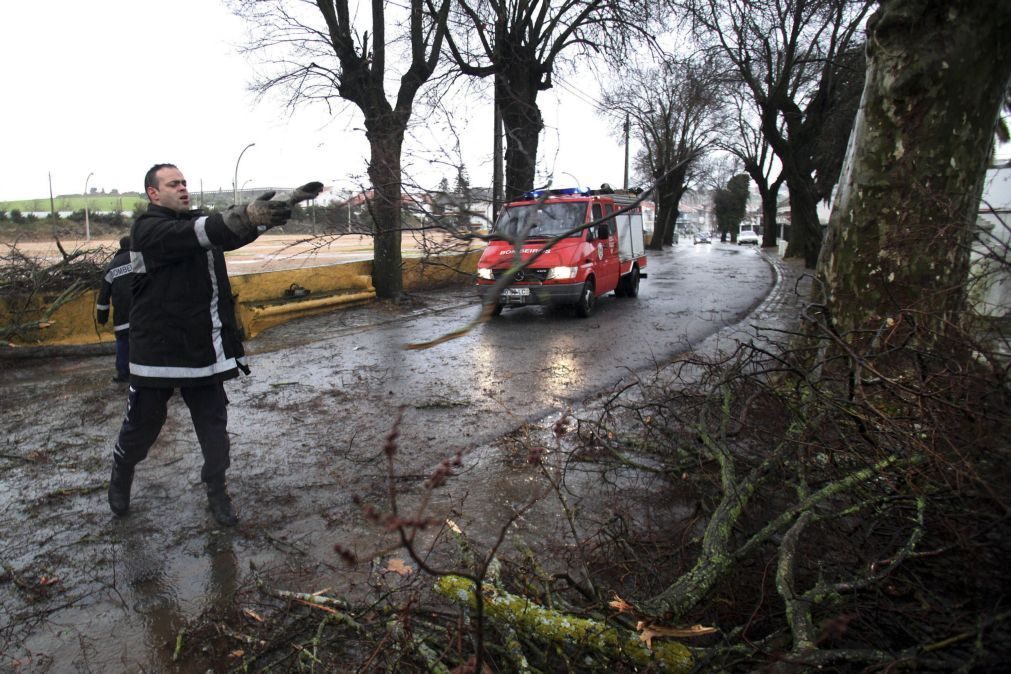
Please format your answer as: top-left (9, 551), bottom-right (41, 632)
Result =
top-left (97, 308), bottom-right (109, 325)
top-left (287, 181), bottom-right (325, 206)
top-left (223, 191), bottom-right (292, 239)
top-left (245, 191), bottom-right (292, 230)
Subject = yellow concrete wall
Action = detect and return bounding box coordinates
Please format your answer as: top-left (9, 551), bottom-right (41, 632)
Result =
top-left (403, 251), bottom-right (480, 290)
top-left (1, 291), bottom-right (115, 347)
top-left (2, 251), bottom-right (479, 347)
top-left (232, 259), bottom-right (377, 339)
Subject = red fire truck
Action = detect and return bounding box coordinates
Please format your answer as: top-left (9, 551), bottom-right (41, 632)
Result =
top-left (475, 187), bottom-right (654, 317)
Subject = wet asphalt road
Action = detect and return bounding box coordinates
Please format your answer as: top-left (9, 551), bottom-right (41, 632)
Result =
top-left (1, 242), bottom-right (777, 671)
top-left (247, 242), bottom-right (773, 460)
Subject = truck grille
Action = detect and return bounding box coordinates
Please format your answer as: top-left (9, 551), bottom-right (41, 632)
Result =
top-left (492, 268), bottom-right (549, 283)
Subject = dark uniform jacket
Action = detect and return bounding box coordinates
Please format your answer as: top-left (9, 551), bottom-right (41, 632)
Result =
top-left (96, 245), bottom-right (133, 331)
top-left (128, 204), bottom-right (258, 388)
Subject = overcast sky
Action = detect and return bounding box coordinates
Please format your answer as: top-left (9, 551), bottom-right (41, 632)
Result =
top-left (0, 1), bottom-right (628, 203)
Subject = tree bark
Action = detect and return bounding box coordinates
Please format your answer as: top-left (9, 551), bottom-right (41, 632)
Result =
top-left (498, 73), bottom-right (544, 200)
top-left (758, 179), bottom-right (783, 248)
top-left (648, 167), bottom-right (688, 250)
top-left (366, 120), bottom-right (406, 299)
top-left (816, 0), bottom-right (1011, 342)
top-left (784, 168), bottom-right (823, 268)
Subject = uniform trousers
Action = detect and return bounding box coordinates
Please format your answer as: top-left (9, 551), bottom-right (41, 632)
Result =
top-left (114, 383), bottom-right (231, 487)
top-left (114, 330), bottom-right (130, 379)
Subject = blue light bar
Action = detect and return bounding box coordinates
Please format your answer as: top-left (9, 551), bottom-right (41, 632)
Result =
top-left (520, 186), bottom-right (590, 200)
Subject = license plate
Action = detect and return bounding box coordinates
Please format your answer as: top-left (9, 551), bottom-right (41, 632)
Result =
top-left (503, 287), bottom-right (530, 297)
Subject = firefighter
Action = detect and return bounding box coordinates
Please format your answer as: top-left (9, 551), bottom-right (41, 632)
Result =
top-left (107, 163), bottom-right (320, 526)
top-left (96, 235), bottom-right (133, 382)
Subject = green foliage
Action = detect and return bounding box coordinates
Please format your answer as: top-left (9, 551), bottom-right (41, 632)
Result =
top-left (713, 174), bottom-right (750, 235)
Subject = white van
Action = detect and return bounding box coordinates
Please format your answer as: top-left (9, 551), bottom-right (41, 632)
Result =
top-left (738, 223), bottom-right (760, 245)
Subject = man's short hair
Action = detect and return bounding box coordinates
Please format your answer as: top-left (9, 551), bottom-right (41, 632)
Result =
top-left (144, 164), bottom-right (178, 199)
top-left (119, 235), bottom-right (131, 250)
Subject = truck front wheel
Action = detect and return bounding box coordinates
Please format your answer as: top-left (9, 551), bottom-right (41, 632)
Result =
top-left (575, 279), bottom-right (596, 318)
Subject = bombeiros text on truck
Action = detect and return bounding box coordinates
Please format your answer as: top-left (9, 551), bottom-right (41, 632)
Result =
top-left (475, 186), bottom-right (655, 317)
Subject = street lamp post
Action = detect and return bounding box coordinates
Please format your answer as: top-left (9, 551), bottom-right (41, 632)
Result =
top-left (233, 143), bottom-right (256, 205)
top-left (84, 172), bottom-right (94, 241)
top-left (346, 191), bottom-right (352, 233)
top-left (241, 179), bottom-right (254, 202)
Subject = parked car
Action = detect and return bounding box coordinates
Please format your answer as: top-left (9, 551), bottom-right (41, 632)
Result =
top-left (737, 225), bottom-right (760, 245)
top-left (693, 231), bottom-right (711, 244)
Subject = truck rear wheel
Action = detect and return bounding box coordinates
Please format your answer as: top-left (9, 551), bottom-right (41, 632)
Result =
top-left (624, 267), bottom-right (640, 298)
top-left (575, 279), bottom-right (596, 318)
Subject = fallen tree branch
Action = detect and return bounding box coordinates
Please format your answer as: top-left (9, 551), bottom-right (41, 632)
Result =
top-left (435, 575), bottom-right (694, 672)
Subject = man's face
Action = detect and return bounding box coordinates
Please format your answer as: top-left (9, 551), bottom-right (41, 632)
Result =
top-left (147, 167), bottom-right (190, 213)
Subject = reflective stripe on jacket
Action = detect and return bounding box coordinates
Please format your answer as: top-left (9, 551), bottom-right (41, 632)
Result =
top-left (96, 247), bottom-right (133, 330)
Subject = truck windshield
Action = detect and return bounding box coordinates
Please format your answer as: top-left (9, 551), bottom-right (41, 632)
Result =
top-left (493, 202), bottom-right (587, 239)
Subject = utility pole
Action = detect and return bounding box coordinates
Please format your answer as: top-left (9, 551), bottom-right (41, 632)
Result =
top-left (84, 172), bottom-right (94, 241)
top-left (48, 172), bottom-right (57, 237)
top-left (623, 114), bottom-right (630, 190)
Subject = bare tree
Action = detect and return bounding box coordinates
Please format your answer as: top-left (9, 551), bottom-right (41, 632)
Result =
top-left (683, 0), bottom-right (872, 267)
top-left (604, 53), bottom-right (725, 249)
top-left (438, 0), bottom-right (648, 200)
top-left (719, 93), bottom-right (785, 247)
top-left (233, 0), bottom-right (451, 299)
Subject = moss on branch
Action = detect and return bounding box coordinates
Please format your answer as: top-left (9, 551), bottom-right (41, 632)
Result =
top-left (435, 575), bottom-right (694, 672)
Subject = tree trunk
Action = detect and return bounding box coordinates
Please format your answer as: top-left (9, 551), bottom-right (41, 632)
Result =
top-left (367, 121), bottom-right (406, 300)
top-left (649, 169), bottom-right (687, 250)
top-left (661, 189), bottom-right (685, 247)
top-left (759, 182), bottom-right (782, 248)
top-left (743, 160), bottom-right (783, 249)
top-left (498, 76), bottom-right (543, 200)
top-left (782, 159), bottom-right (823, 267)
top-left (816, 0), bottom-right (1011, 343)
top-left (648, 210), bottom-right (670, 250)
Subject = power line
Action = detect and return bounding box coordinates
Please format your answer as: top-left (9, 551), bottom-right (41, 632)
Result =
top-left (553, 74), bottom-right (609, 112)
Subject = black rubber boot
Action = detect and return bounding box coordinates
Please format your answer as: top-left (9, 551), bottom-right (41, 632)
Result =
top-left (207, 486), bottom-right (238, 527)
top-left (108, 463), bottom-right (134, 516)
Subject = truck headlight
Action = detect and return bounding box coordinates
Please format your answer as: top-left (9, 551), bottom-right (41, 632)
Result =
top-left (546, 266), bottom-right (578, 280)
top-left (477, 268), bottom-right (494, 280)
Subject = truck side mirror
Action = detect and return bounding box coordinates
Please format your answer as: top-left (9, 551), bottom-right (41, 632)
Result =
top-left (597, 223), bottom-right (611, 239)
